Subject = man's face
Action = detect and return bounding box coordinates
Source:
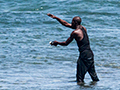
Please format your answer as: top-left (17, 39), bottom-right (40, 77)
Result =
top-left (71, 19), bottom-right (76, 29)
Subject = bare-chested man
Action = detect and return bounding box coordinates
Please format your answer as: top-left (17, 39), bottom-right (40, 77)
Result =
top-left (47, 13), bottom-right (99, 84)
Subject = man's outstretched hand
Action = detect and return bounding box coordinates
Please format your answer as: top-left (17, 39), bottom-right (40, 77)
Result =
top-left (47, 13), bottom-right (57, 19)
top-left (49, 41), bottom-right (58, 46)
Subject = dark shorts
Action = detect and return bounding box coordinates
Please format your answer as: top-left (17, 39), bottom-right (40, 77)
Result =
top-left (77, 50), bottom-right (99, 82)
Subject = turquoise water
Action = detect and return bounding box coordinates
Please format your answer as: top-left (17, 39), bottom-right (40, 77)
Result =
top-left (0, 0), bottom-right (120, 90)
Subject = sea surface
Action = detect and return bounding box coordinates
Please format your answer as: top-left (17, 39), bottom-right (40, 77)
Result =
top-left (0, 0), bottom-right (120, 90)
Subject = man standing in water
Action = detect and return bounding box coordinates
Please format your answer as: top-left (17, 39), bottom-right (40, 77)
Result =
top-left (47, 13), bottom-right (99, 84)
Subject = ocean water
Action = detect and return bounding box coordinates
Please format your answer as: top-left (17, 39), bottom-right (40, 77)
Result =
top-left (0, 0), bottom-right (120, 90)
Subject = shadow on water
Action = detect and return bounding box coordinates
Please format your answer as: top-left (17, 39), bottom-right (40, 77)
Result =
top-left (69, 80), bottom-right (98, 89)
top-left (77, 81), bottom-right (98, 89)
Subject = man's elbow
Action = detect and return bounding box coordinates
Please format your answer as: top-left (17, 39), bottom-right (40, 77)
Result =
top-left (63, 22), bottom-right (71, 27)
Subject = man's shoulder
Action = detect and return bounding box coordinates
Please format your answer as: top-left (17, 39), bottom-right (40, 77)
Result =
top-left (72, 29), bottom-right (79, 33)
top-left (82, 26), bottom-right (87, 32)
top-left (71, 30), bottom-right (78, 36)
top-left (72, 29), bottom-right (82, 35)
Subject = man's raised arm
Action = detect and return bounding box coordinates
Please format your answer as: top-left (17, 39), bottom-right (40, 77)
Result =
top-left (47, 13), bottom-right (72, 28)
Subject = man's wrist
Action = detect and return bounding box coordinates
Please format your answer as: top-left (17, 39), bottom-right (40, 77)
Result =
top-left (54, 16), bottom-right (58, 19)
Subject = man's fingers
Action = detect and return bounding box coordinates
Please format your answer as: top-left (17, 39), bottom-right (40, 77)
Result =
top-left (47, 13), bottom-right (52, 16)
top-left (47, 13), bottom-right (50, 16)
top-left (47, 13), bottom-right (56, 19)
